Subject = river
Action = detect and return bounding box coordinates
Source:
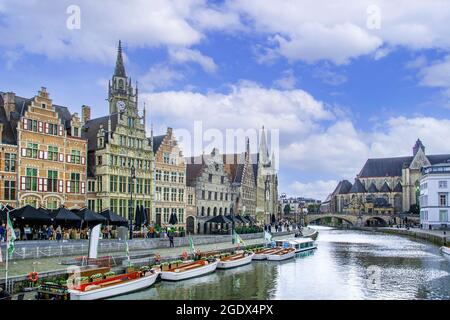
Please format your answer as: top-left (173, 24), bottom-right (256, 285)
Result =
top-left (111, 226), bottom-right (450, 300)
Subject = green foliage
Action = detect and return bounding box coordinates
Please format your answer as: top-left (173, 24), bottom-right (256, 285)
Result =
top-left (283, 204), bottom-right (291, 215)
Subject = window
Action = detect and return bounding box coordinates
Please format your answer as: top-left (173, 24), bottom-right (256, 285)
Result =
top-left (137, 178), bottom-right (143, 194)
top-left (214, 192), bottom-right (218, 201)
top-left (156, 170), bottom-right (162, 181)
top-left (5, 153), bottom-right (16, 172)
top-left (439, 193), bottom-right (448, 206)
top-left (88, 180), bottom-right (95, 192)
top-left (208, 191), bottom-right (212, 200)
top-left (73, 127), bottom-right (79, 137)
top-left (439, 181), bottom-right (448, 189)
top-left (119, 199), bottom-right (127, 217)
top-left (46, 198), bottom-right (59, 209)
top-left (178, 208), bottom-right (184, 223)
top-left (163, 171), bottom-right (169, 182)
top-left (26, 142), bottom-right (38, 158)
top-left (171, 188), bottom-right (177, 202)
top-left (221, 176), bottom-right (225, 184)
top-left (88, 199), bottom-right (95, 211)
top-left (163, 153), bottom-right (170, 164)
top-left (439, 210), bottom-right (448, 222)
top-left (128, 117), bottom-right (134, 128)
top-left (48, 170), bottom-right (58, 192)
top-left (119, 176), bottom-right (126, 193)
top-left (171, 172), bottom-right (177, 183)
top-left (71, 150), bottom-right (81, 164)
top-left (156, 187), bottom-right (162, 201)
top-left (110, 175), bottom-right (118, 192)
top-left (163, 208), bottom-right (170, 223)
top-left (208, 174), bottom-right (213, 183)
top-left (178, 189), bottom-right (184, 202)
top-left (178, 173), bottom-right (184, 183)
top-left (201, 190), bottom-right (205, 200)
top-left (48, 123), bottom-right (58, 135)
top-left (110, 199), bottom-right (118, 214)
top-left (4, 181), bottom-right (16, 200)
top-left (48, 146), bottom-right (58, 161)
top-left (188, 194), bottom-right (193, 205)
top-left (97, 156), bottom-right (102, 165)
top-left (96, 199), bottom-right (103, 213)
top-left (144, 179), bottom-right (151, 194)
top-left (25, 168), bottom-right (38, 191)
top-left (70, 173), bottom-right (80, 193)
top-left (97, 176), bottom-right (103, 192)
top-left (128, 177), bottom-right (135, 193)
top-left (163, 187), bottom-right (170, 201)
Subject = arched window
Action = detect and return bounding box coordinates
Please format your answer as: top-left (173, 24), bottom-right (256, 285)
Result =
top-left (213, 207), bottom-right (217, 216)
top-left (219, 208), bottom-right (223, 215)
top-left (201, 207), bottom-right (205, 216)
top-left (207, 207), bottom-right (211, 216)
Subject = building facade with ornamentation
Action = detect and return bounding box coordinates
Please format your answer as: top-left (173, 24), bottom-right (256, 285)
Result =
top-left (0, 87), bottom-right (87, 209)
top-left (82, 41), bottom-right (154, 219)
top-left (328, 139), bottom-right (450, 215)
top-left (186, 148), bottom-right (237, 234)
top-left (152, 127), bottom-right (186, 230)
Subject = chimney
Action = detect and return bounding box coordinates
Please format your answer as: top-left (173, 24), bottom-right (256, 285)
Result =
top-left (0, 123), bottom-right (3, 143)
top-left (82, 105), bottom-right (91, 123)
top-left (2, 92), bottom-right (16, 121)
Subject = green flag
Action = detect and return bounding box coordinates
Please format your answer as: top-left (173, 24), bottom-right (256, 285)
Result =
top-left (7, 214), bottom-right (16, 257)
top-left (188, 236), bottom-right (196, 255)
top-left (233, 230), bottom-right (245, 246)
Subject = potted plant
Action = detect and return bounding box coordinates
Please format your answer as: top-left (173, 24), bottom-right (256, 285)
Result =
top-left (140, 266), bottom-right (150, 272)
top-left (104, 271), bottom-right (116, 279)
top-left (161, 262), bottom-right (170, 271)
top-left (75, 276), bottom-right (90, 285)
top-left (90, 273), bottom-right (103, 282)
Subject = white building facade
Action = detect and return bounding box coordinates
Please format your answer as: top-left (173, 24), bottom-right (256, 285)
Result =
top-left (419, 163), bottom-right (450, 230)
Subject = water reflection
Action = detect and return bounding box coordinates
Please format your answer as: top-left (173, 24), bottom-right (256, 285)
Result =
top-left (112, 226), bottom-right (450, 300)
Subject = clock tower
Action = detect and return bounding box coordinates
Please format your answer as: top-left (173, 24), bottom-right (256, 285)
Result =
top-left (108, 40), bottom-right (138, 115)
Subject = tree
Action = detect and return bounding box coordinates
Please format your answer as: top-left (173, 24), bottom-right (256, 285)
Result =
top-left (307, 204), bottom-right (320, 214)
top-left (409, 204), bottom-right (420, 215)
top-left (283, 204), bottom-right (291, 215)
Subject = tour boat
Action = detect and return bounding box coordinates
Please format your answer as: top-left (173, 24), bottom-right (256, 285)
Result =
top-left (252, 247), bottom-right (283, 260)
top-left (440, 246), bottom-right (450, 258)
top-left (266, 247), bottom-right (296, 261)
top-left (217, 251), bottom-right (255, 269)
top-left (68, 270), bottom-right (160, 300)
top-left (275, 238), bottom-right (317, 253)
top-left (160, 258), bottom-right (219, 281)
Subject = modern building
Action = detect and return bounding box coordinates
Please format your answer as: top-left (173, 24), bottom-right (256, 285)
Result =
top-left (328, 139), bottom-right (450, 214)
top-left (0, 87), bottom-right (87, 209)
top-left (419, 163), bottom-right (450, 230)
top-left (152, 127), bottom-right (186, 230)
top-left (82, 41), bottom-right (154, 219)
top-left (186, 148), bottom-right (237, 234)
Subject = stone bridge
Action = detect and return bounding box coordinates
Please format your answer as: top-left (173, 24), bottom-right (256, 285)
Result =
top-left (302, 213), bottom-right (397, 227)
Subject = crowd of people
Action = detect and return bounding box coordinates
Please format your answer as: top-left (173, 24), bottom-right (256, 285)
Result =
top-left (264, 219), bottom-right (297, 234)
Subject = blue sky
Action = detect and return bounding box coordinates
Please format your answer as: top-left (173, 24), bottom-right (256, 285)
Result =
top-left (2, 0), bottom-right (450, 200)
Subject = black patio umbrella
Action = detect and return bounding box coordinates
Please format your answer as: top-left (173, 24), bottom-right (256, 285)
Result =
top-left (169, 212), bottom-right (179, 225)
top-left (244, 215), bottom-right (257, 224)
top-left (234, 215), bottom-right (247, 224)
top-left (100, 209), bottom-right (128, 226)
top-left (48, 207), bottom-right (82, 225)
top-left (10, 205), bottom-right (53, 224)
top-left (271, 214), bottom-right (276, 224)
top-left (225, 215), bottom-right (242, 224)
top-left (135, 205), bottom-right (141, 228)
top-left (74, 208), bottom-right (107, 226)
top-left (206, 215), bottom-right (232, 224)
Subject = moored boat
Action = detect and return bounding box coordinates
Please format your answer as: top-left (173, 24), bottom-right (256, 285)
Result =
top-left (160, 258), bottom-right (219, 281)
top-left (275, 238), bottom-right (317, 253)
top-left (252, 247), bottom-right (283, 260)
top-left (217, 251), bottom-right (254, 269)
top-left (68, 269), bottom-right (160, 300)
top-left (440, 246), bottom-right (450, 258)
top-left (266, 247), bottom-right (296, 261)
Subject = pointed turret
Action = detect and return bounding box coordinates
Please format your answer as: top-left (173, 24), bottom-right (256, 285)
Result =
top-left (413, 138), bottom-right (425, 156)
top-left (259, 126), bottom-right (269, 165)
top-left (114, 40), bottom-right (126, 78)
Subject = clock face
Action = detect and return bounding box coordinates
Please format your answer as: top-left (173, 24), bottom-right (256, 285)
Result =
top-left (116, 100), bottom-right (126, 110)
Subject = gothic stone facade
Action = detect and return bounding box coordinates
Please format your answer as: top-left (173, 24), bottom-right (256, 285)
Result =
top-left (186, 149), bottom-right (237, 234)
top-left (329, 139), bottom-right (450, 215)
top-left (82, 41), bottom-right (154, 219)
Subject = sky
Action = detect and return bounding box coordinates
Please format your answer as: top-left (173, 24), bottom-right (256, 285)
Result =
top-left (1, 0), bottom-right (450, 201)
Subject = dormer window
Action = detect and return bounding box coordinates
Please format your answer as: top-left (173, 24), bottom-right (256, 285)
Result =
top-left (41, 103), bottom-right (47, 109)
top-left (73, 127), bottom-right (79, 137)
top-left (98, 137), bottom-right (104, 148)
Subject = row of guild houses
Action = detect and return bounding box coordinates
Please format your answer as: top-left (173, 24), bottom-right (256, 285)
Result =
top-left (0, 41), bottom-right (279, 233)
top-left (324, 139), bottom-right (450, 215)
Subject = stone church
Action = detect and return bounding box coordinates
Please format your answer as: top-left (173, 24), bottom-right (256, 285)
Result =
top-left (329, 139), bottom-right (450, 214)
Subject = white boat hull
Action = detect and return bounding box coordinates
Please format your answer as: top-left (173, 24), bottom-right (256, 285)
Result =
top-left (266, 251), bottom-right (296, 261)
top-left (69, 272), bottom-right (159, 300)
top-left (252, 253), bottom-right (268, 260)
top-left (295, 245), bottom-right (317, 253)
top-left (440, 246), bottom-right (450, 257)
top-left (161, 260), bottom-right (218, 281)
top-left (217, 253), bottom-right (254, 269)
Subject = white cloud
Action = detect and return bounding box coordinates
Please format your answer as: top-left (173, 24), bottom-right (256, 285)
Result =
top-left (289, 180), bottom-right (339, 201)
top-left (169, 47), bottom-right (217, 73)
top-left (139, 64), bottom-right (184, 91)
top-left (273, 69), bottom-right (297, 89)
top-left (418, 55), bottom-right (450, 88)
top-left (313, 65), bottom-right (347, 86)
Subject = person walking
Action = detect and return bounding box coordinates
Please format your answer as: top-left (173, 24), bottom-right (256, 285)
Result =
top-left (56, 225), bottom-right (62, 241)
top-left (168, 229), bottom-right (175, 248)
top-left (0, 223), bottom-right (5, 242)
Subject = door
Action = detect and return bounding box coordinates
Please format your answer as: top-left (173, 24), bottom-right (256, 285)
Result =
top-left (186, 216), bottom-right (195, 234)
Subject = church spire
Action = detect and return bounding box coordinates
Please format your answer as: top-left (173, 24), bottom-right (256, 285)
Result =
top-left (114, 40), bottom-right (126, 78)
top-left (259, 126), bottom-right (269, 165)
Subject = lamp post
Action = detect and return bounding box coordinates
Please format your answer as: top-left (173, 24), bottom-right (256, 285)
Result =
top-left (129, 165), bottom-right (136, 240)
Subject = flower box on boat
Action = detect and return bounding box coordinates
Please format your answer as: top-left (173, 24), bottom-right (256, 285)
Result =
top-left (160, 259), bottom-right (219, 281)
top-left (217, 252), bottom-right (254, 269)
